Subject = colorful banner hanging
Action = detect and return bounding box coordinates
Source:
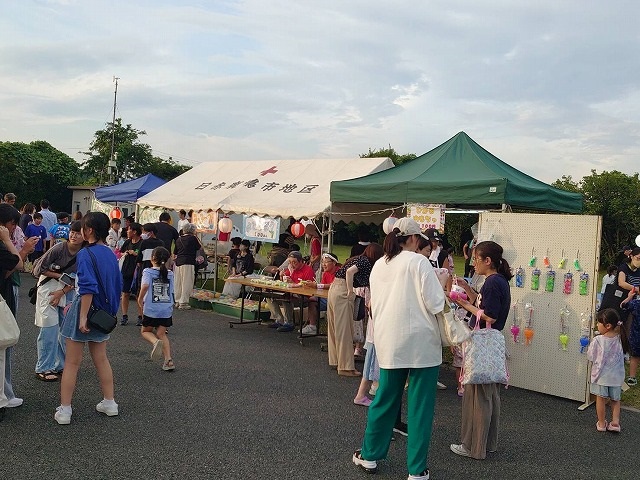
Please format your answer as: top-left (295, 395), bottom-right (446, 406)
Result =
top-left (243, 215), bottom-right (280, 242)
top-left (407, 204), bottom-right (446, 232)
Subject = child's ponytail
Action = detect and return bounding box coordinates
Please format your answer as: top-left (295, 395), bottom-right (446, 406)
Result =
top-left (597, 308), bottom-right (630, 353)
top-left (152, 246), bottom-right (171, 283)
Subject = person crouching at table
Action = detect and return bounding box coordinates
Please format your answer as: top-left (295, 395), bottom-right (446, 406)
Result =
top-left (266, 251), bottom-right (315, 332)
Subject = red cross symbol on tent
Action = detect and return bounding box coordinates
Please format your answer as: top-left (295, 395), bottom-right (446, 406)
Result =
top-left (260, 165), bottom-right (278, 176)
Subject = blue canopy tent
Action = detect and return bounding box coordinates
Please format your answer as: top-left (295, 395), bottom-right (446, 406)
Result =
top-left (95, 174), bottom-right (167, 203)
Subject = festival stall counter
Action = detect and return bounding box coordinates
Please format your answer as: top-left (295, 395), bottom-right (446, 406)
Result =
top-left (477, 212), bottom-right (602, 406)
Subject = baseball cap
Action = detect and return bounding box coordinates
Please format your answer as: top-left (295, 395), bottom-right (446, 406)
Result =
top-left (424, 228), bottom-right (441, 242)
top-left (393, 217), bottom-right (429, 241)
top-left (288, 251), bottom-right (303, 261)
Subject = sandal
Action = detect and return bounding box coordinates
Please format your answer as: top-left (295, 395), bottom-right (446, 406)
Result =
top-left (353, 396), bottom-right (372, 407)
top-left (596, 421), bottom-right (608, 432)
top-left (338, 369), bottom-right (361, 377)
top-left (607, 422), bottom-right (621, 433)
top-left (36, 371), bottom-right (59, 382)
top-left (626, 377), bottom-right (637, 386)
top-left (162, 359), bottom-right (175, 371)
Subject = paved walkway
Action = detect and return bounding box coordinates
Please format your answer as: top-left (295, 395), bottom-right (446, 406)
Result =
top-left (3, 274), bottom-right (636, 479)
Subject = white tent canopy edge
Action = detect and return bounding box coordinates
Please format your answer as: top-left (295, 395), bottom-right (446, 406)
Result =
top-left (136, 158), bottom-right (394, 221)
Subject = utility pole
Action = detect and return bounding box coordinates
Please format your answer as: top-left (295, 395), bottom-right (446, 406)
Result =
top-left (108, 76), bottom-right (119, 184)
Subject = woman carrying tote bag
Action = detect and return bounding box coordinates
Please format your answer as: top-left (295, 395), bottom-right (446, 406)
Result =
top-left (449, 240), bottom-right (512, 460)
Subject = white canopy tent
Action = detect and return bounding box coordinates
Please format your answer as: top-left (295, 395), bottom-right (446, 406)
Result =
top-left (136, 158), bottom-right (395, 288)
top-left (136, 158), bottom-right (394, 220)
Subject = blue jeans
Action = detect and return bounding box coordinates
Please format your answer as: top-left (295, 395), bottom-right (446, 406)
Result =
top-left (35, 321), bottom-right (65, 373)
top-left (318, 298), bottom-right (327, 311)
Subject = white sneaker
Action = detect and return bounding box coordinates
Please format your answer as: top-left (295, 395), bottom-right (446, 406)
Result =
top-left (151, 339), bottom-right (164, 361)
top-left (96, 400), bottom-right (119, 416)
top-left (301, 324), bottom-right (317, 335)
top-left (352, 449), bottom-right (377, 474)
top-left (450, 443), bottom-right (472, 457)
top-left (408, 470), bottom-right (430, 480)
top-left (7, 397), bottom-right (23, 408)
top-left (54, 406), bottom-right (72, 425)
top-left (436, 381), bottom-right (447, 390)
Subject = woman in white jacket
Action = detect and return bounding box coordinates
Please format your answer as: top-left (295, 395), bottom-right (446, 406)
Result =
top-left (33, 221), bottom-right (84, 381)
top-left (352, 217), bottom-right (445, 480)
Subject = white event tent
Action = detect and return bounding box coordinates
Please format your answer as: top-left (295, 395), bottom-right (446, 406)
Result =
top-left (136, 158), bottom-right (394, 221)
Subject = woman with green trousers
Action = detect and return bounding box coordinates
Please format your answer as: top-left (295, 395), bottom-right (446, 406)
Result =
top-left (353, 217), bottom-right (445, 480)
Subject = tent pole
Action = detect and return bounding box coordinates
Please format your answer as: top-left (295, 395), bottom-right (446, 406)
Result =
top-left (327, 206), bottom-right (334, 252)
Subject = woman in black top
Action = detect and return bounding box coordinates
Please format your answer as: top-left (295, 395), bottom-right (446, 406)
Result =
top-left (174, 223), bottom-right (201, 309)
top-left (232, 240), bottom-right (254, 276)
top-left (327, 244), bottom-right (383, 377)
top-left (119, 222), bottom-right (143, 325)
top-left (450, 241), bottom-right (512, 460)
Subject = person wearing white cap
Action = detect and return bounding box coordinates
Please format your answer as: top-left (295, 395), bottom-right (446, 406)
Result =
top-left (352, 217), bottom-right (445, 480)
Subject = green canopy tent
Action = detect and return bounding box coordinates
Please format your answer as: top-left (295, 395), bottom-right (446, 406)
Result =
top-left (330, 131), bottom-right (583, 213)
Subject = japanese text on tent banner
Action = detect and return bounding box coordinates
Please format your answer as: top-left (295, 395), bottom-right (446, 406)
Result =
top-left (243, 216), bottom-right (280, 242)
top-left (191, 211), bottom-right (219, 233)
top-left (137, 208), bottom-right (161, 226)
top-left (407, 204), bottom-right (446, 232)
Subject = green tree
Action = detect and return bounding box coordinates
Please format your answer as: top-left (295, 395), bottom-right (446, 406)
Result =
top-left (551, 175), bottom-right (581, 193)
top-left (360, 145), bottom-right (417, 166)
top-left (81, 118), bottom-right (191, 183)
top-left (553, 170), bottom-right (640, 265)
top-left (81, 118), bottom-right (153, 184)
top-left (0, 140), bottom-right (81, 209)
top-left (148, 156), bottom-right (191, 180)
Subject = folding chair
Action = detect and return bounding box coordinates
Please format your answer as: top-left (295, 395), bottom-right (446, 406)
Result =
top-left (196, 263), bottom-right (216, 289)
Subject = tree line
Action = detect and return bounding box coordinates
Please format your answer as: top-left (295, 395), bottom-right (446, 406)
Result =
top-left (0, 118), bottom-right (191, 210)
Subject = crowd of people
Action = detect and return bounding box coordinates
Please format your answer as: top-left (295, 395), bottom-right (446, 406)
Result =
top-left (2, 191), bottom-right (638, 479)
top-left (0, 194), bottom-right (200, 424)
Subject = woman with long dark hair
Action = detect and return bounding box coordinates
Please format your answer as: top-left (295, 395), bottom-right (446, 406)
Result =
top-left (352, 218), bottom-right (445, 479)
top-left (450, 240), bottom-right (512, 460)
top-left (55, 212), bottom-right (122, 425)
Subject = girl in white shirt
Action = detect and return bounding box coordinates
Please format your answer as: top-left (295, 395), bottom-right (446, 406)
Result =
top-left (352, 218), bottom-right (444, 480)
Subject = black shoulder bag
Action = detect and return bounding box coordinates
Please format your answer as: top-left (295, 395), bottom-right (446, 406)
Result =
top-left (85, 247), bottom-right (117, 334)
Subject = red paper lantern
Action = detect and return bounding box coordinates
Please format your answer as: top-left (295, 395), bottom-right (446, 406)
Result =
top-left (110, 207), bottom-right (122, 219)
top-left (290, 221), bottom-right (305, 238)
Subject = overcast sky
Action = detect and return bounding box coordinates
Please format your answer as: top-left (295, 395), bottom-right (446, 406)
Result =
top-left (1, 0), bottom-right (638, 184)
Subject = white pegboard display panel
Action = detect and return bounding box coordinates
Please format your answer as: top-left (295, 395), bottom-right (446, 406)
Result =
top-left (478, 212), bottom-right (602, 403)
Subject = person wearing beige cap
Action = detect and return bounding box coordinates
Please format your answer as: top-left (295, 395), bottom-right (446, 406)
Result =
top-left (353, 217), bottom-right (445, 480)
